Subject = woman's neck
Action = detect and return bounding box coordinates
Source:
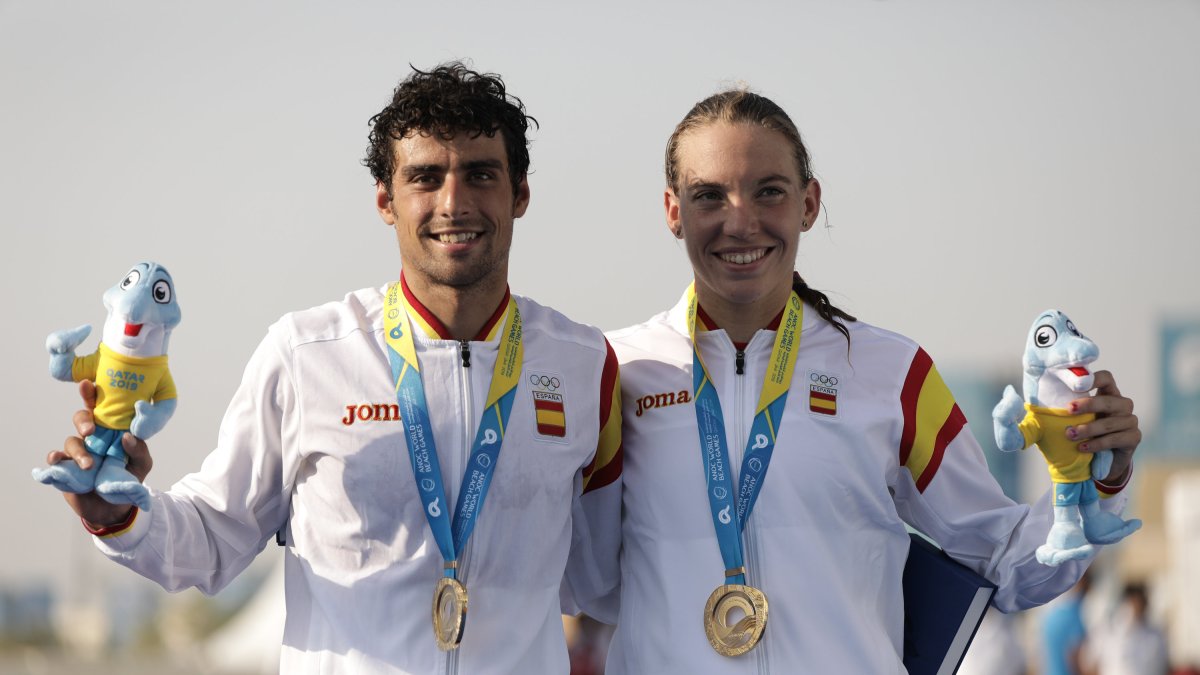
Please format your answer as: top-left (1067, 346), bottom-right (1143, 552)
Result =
top-left (694, 281), bottom-right (792, 345)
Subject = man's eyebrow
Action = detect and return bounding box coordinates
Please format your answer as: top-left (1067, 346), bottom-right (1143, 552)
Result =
top-left (400, 164), bottom-right (445, 177)
top-left (462, 159), bottom-right (505, 172)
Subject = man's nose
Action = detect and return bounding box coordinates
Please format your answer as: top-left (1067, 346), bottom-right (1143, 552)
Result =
top-left (438, 176), bottom-right (472, 219)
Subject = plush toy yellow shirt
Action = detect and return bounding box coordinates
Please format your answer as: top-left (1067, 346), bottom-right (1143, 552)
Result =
top-left (1017, 403), bottom-right (1095, 483)
top-left (72, 343), bottom-right (177, 430)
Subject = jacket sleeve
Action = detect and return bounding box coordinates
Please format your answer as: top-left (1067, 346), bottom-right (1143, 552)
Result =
top-left (889, 346), bottom-right (1129, 612)
top-left (92, 324), bottom-right (297, 595)
top-left (561, 339), bottom-right (623, 622)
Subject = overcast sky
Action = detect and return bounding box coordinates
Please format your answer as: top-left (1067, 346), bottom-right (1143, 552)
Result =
top-left (2, 0), bottom-right (1197, 587)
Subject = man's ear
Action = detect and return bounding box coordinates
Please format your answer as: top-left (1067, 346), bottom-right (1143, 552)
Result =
top-left (376, 181), bottom-right (396, 225)
top-left (512, 175), bottom-right (531, 219)
top-left (665, 188), bottom-right (683, 239)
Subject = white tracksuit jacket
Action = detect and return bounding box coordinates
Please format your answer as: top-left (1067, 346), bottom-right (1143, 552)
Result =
top-left (601, 290), bottom-right (1129, 674)
top-left (94, 283), bottom-right (623, 675)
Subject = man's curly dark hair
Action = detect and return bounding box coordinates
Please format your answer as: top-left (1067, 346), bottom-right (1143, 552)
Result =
top-left (365, 62), bottom-right (537, 198)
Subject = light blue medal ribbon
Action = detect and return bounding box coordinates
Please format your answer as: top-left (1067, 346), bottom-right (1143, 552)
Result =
top-left (384, 282), bottom-right (523, 579)
top-left (688, 284), bottom-right (803, 585)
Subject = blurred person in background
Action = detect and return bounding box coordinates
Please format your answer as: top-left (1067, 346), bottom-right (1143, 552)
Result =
top-left (1087, 581), bottom-right (1168, 675)
top-left (1040, 571), bottom-right (1093, 675)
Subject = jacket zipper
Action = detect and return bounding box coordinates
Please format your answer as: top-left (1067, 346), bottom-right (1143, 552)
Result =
top-left (734, 338), bottom-right (770, 674)
top-left (446, 343), bottom-right (474, 675)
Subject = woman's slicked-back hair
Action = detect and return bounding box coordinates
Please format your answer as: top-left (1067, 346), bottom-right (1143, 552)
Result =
top-left (665, 88), bottom-right (813, 192)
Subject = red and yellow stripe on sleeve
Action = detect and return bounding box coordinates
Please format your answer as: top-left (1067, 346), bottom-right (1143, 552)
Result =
top-left (582, 340), bottom-right (623, 494)
top-left (899, 348), bottom-right (967, 493)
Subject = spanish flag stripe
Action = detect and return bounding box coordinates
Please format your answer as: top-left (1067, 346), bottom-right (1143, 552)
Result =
top-left (401, 271), bottom-right (512, 341)
top-left (536, 409), bottom-right (567, 426)
top-left (810, 398), bottom-right (837, 411)
top-left (476, 288), bottom-right (512, 341)
top-left (916, 404), bottom-right (966, 492)
top-left (906, 365), bottom-right (956, 479)
top-left (584, 341), bottom-right (623, 494)
top-left (899, 348), bottom-right (934, 465)
top-left (400, 273), bottom-right (451, 338)
top-left (585, 452), bottom-right (622, 490)
top-left (810, 390), bottom-right (836, 402)
top-left (535, 399), bottom-right (565, 413)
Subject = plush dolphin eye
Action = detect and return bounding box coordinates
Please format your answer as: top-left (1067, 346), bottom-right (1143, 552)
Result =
top-left (1066, 320), bottom-right (1080, 336)
top-left (153, 279), bottom-right (172, 304)
top-left (120, 269), bottom-right (141, 290)
top-left (1035, 325), bottom-right (1058, 348)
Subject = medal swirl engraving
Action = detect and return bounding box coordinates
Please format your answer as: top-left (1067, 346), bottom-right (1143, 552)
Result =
top-left (432, 577), bottom-right (468, 651)
top-left (703, 584), bottom-right (768, 657)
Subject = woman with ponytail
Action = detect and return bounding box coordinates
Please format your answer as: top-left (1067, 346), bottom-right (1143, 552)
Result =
top-left (594, 88), bottom-right (1143, 673)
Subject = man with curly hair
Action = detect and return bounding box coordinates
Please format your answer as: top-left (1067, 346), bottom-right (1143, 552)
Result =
top-left (45, 62), bottom-right (623, 674)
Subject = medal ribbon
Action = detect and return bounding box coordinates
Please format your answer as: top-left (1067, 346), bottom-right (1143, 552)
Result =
top-left (688, 283), bottom-right (803, 585)
top-left (384, 282), bottom-right (523, 579)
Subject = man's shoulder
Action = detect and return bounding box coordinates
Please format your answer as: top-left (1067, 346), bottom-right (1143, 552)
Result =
top-left (514, 294), bottom-right (606, 356)
top-left (271, 286), bottom-right (384, 350)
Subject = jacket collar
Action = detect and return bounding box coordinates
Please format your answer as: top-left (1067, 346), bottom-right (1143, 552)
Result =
top-left (399, 271), bottom-right (511, 341)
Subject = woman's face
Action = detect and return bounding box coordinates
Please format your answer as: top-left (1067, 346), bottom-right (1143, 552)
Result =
top-left (666, 122), bottom-right (820, 311)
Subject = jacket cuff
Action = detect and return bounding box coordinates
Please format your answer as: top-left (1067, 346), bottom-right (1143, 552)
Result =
top-left (89, 492), bottom-right (156, 551)
top-left (83, 508), bottom-right (138, 537)
top-left (1095, 465), bottom-right (1132, 498)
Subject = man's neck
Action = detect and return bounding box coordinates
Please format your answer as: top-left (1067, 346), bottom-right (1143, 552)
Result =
top-left (695, 281), bottom-right (792, 345)
top-left (402, 273), bottom-right (508, 341)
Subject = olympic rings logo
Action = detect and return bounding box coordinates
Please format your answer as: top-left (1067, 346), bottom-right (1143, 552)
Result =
top-left (529, 374), bottom-right (561, 390)
top-left (810, 373), bottom-right (839, 386)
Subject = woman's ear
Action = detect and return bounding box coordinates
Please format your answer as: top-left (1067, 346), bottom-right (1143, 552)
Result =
top-left (665, 188), bottom-right (683, 238)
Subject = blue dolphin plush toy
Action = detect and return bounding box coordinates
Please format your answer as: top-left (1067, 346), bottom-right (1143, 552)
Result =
top-left (992, 309), bottom-right (1140, 566)
top-left (32, 262), bottom-right (181, 511)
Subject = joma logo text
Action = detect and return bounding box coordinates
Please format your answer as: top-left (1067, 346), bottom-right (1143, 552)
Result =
top-left (342, 403), bottom-right (401, 426)
top-left (634, 390), bottom-right (691, 417)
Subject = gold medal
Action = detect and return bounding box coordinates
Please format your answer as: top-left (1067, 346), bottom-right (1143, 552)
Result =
top-left (703, 584), bottom-right (768, 657)
top-left (432, 577), bottom-right (468, 651)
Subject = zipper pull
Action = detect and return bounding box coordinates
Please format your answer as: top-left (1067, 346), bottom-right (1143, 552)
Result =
top-left (735, 348), bottom-right (745, 375)
top-left (458, 340), bottom-right (471, 368)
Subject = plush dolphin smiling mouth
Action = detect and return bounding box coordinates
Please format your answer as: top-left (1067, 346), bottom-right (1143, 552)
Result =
top-left (124, 323), bottom-right (143, 336)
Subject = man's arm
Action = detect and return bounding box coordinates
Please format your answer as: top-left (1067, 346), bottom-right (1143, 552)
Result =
top-left (45, 379), bottom-right (152, 529)
top-left (82, 327), bottom-right (296, 595)
top-left (561, 339), bottom-right (623, 623)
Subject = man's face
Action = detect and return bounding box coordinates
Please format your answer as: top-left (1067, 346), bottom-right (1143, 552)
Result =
top-left (376, 131), bottom-right (529, 294)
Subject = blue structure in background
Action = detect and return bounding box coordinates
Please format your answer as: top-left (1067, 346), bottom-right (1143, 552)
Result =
top-left (1159, 317), bottom-right (1200, 458)
top-left (943, 371), bottom-right (1021, 501)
